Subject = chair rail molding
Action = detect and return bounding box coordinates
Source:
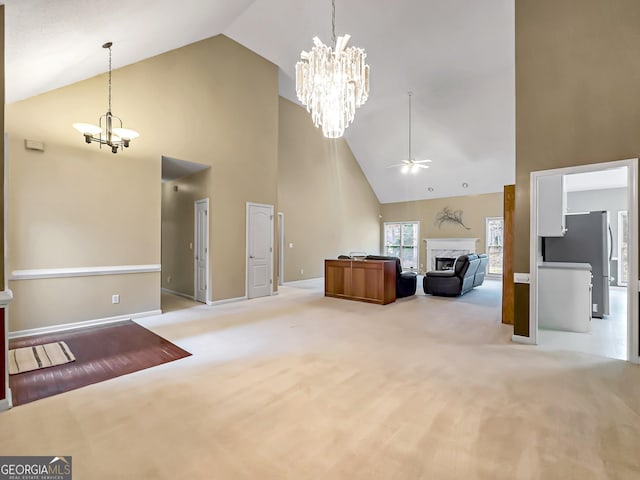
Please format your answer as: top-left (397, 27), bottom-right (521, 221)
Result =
top-left (10, 264), bottom-right (161, 281)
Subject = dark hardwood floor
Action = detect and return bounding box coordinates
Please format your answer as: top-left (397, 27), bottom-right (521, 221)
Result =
top-left (9, 320), bottom-right (191, 406)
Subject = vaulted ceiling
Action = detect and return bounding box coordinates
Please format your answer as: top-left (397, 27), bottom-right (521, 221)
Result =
top-left (4, 0), bottom-right (514, 203)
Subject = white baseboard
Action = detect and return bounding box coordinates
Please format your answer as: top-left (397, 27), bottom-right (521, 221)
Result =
top-left (0, 389), bottom-right (12, 411)
top-left (161, 288), bottom-right (195, 301)
top-left (8, 309), bottom-right (162, 339)
top-left (131, 310), bottom-right (163, 320)
top-left (512, 334), bottom-right (535, 345)
top-left (282, 277), bottom-right (323, 286)
top-left (206, 296), bottom-right (247, 306)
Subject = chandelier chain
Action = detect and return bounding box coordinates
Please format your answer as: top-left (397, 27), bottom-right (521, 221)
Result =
top-left (331, 0), bottom-right (336, 45)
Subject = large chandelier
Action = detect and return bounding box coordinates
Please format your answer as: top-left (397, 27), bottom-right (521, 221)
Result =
top-left (295, 0), bottom-right (370, 138)
top-left (73, 42), bottom-right (139, 154)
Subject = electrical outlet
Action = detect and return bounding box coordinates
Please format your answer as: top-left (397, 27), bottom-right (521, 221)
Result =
top-left (112, 294), bottom-right (120, 304)
top-left (167, 276), bottom-right (172, 284)
top-left (300, 268), bottom-right (304, 275)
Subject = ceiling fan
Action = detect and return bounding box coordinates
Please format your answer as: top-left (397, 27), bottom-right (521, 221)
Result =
top-left (387, 92), bottom-right (431, 174)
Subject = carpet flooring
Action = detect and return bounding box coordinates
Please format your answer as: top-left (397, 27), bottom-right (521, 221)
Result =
top-left (8, 320), bottom-right (191, 405)
top-left (1, 279), bottom-right (639, 479)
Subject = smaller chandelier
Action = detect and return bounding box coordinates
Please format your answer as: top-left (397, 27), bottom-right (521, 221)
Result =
top-left (73, 42), bottom-right (139, 154)
top-left (295, 0), bottom-right (370, 138)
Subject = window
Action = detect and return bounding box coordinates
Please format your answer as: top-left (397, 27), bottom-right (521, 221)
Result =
top-left (384, 222), bottom-right (419, 270)
top-left (618, 211), bottom-right (629, 286)
top-left (485, 217), bottom-right (504, 276)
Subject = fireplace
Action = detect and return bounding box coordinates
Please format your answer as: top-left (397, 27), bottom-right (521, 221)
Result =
top-left (435, 257), bottom-right (456, 271)
top-left (424, 238), bottom-right (479, 272)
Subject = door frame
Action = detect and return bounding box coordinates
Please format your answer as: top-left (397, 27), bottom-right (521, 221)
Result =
top-left (245, 202), bottom-right (275, 298)
top-left (278, 212), bottom-right (284, 285)
top-left (1, 133), bottom-right (13, 410)
top-left (618, 210), bottom-right (629, 287)
top-left (194, 198), bottom-right (210, 303)
top-left (529, 158), bottom-right (639, 363)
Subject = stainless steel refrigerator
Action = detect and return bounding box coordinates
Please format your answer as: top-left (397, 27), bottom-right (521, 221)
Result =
top-left (542, 211), bottom-right (610, 318)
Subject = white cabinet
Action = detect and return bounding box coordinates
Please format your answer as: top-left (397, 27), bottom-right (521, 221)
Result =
top-left (538, 175), bottom-right (567, 237)
top-left (538, 262), bottom-right (592, 333)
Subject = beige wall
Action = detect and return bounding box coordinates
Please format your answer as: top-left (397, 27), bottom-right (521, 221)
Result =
top-left (6, 35), bottom-right (278, 329)
top-left (9, 274), bottom-right (159, 331)
top-left (6, 139), bottom-right (160, 331)
top-left (381, 192), bottom-right (503, 272)
top-left (1, 5), bottom-right (6, 404)
top-left (161, 168), bottom-right (210, 296)
top-left (278, 98), bottom-right (380, 281)
top-left (515, 0), bottom-right (640, 271)
top-left (8, 140), bottom-right (160, 270)
top-left (0, 5), bottom-right (3, 293)
top-left (515, 0), bottom-right (640, 336)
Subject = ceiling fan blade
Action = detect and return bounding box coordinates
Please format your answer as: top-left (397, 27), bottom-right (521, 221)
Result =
top-left (416, 164), bottom-right (430, 169)
top-left (413, 159), bottom-right (432, 164)
top-left (386, 163), bottom-right (406, 168)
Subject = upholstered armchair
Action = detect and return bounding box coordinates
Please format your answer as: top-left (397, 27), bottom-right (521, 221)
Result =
top-left (473, 254), bottom-right (489, 287)
top-left (364, 255), bottom-right (417, 298)
top-left (423, 254), bottom-right (481, 296)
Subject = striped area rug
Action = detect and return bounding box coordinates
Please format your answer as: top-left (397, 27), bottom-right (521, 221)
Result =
top-left (9, 341), bottom-right (76, 375)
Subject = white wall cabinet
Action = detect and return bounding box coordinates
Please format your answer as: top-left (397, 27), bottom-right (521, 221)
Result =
top-left (538, 174), bottom-right (567, 237)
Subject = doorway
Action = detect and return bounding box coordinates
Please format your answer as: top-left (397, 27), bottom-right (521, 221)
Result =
top-left (246, 203), bottom-right (274, 299)
top-left (485, 216), bottom-right (504, 278)
top-left (194, 199), bottom-right (209, 303)
top-left (160, 156), bottom-right (210, 311)
top-left (529, 159), bottom-right (638, 363)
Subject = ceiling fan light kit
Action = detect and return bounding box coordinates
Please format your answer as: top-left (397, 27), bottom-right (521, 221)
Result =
top-left (295, 0), bottom-right (370, 138)
top-left (72, 42), bottom-right (139, 154)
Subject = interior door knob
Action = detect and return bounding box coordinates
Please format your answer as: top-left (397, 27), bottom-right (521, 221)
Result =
top-left (249, 255), bottom-right (255, 259)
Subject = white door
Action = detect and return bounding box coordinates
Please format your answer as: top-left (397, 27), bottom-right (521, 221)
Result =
top-left (247, 203), bottom-right (274, 299)
top-left (194, 199), bottom-right (209, 303)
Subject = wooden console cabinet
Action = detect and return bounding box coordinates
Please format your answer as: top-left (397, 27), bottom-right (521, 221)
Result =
top-left (324, 259), bottom-right (396, 305)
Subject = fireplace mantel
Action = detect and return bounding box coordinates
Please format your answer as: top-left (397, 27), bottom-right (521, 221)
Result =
top-left (424, 238), bottom-right (479, 272)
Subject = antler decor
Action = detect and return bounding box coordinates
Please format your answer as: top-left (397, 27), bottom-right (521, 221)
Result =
top-left (434, 207), bottom-right (471, 230)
